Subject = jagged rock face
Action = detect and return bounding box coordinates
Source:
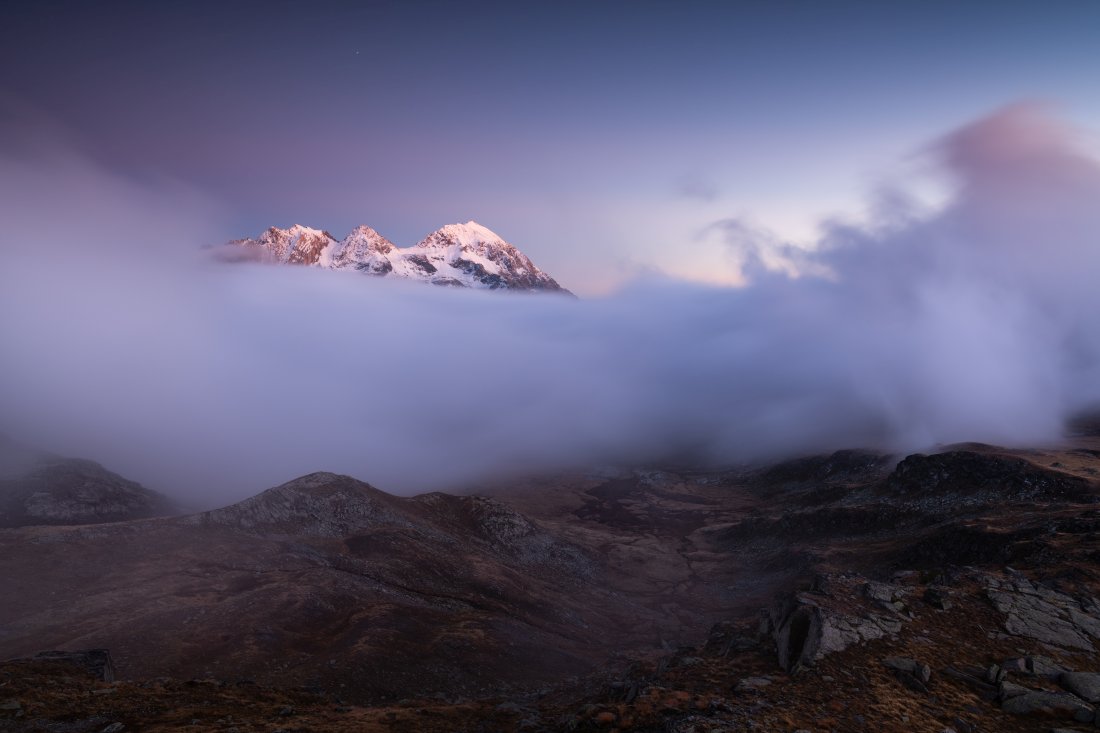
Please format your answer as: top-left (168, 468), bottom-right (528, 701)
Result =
top-left (331, 225), bottom-right (396, 274)
top-left (224, 220), bottom-right (571, 293)
top-left (231, 225), bottom-right (340, 266)
top-left (0, 457), bottom-right (177, 527)
top-left (410, 222), bottom-right (566, 291)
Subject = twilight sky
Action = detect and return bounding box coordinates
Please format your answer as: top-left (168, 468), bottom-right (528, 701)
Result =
top-left (3, 0), bottom-right (1100, 294)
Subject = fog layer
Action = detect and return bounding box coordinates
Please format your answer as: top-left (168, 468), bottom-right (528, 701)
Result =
top-left (2, 105), bottom-right (1098, 505)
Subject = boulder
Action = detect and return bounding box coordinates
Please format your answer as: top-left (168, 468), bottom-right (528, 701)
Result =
top-left (1001, 690), bottom-right (1092, 719)
top-left (883, 656), bottom-right (932, 683)
top-left (998, 681), bottom-right (1031, 700)
top-left (1060, 672), bottom-right (1100, 704)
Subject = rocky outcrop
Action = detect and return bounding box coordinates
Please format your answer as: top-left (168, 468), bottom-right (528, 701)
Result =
top-left (887, 450), bottom-right (1094, 508)
top-left (755, 449), bottom-right (894, 490)
top-left (413, 493), bottom-right (592, 575)
top-left (768, 575), bottom-right (906, 672)
top-left (985, 573), bottom-right (1100, 651)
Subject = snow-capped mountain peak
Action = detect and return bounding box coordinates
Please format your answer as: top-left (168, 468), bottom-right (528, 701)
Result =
top-left (345, 224), bottom-right (392, 243)
top-left (224, 221), bottom-right (570, 294)
top-left (420, 220), bottom-right (505, 249)
top-left (233, 225), bottom-right (336, 265)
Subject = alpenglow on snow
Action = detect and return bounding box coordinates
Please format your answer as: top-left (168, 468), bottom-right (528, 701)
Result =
top-left (222, 221), bottom-right (570, 294)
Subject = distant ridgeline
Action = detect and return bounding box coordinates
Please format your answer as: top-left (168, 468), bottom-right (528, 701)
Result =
top-left (221, 220), bottom-right (571, 294)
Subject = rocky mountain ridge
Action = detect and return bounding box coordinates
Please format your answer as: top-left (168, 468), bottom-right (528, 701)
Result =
top-left (3, 434), bottom-right (1100, 731)
top-left (223, 220), bottom-right (571, 294)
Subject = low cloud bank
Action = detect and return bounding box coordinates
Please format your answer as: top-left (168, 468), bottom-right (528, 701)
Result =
top-left (2, 104), bottom-right (1098, 505)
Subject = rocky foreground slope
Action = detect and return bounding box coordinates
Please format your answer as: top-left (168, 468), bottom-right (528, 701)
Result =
top-left (3, 434), bottom-right (1100, 731)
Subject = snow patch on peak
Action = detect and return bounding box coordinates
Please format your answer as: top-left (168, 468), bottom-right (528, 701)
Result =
top-left (347, 224), bottom-right (382, 235)
top-left (331, 225), bottom-right (397, 271)
top-left (263, 224), bottom-right (330, 242)
top-left (286, 224), bottom-right (324, 235)
top-left (418, 221), bottom-right (509, 249)
top-left (341, 225), bottom-right (395, 250)
top-left (445, 220), bottom-right (504, 244)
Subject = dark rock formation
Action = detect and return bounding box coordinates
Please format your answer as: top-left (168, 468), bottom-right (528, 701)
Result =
top-left (887, 450), bottom-right (1094, 506)
top-left (28, 649), bottom-right (116, 682)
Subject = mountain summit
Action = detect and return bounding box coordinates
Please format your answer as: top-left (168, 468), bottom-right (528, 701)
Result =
top-left (225, 221), bottom-right (570, 294)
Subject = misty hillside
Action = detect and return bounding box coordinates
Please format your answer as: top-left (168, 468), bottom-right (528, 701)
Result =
top-left (0, 437), bottom-right (178, 528)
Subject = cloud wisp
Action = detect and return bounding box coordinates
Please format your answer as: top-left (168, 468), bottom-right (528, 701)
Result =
top-left (1, 104), bottom-right (1098, 506)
